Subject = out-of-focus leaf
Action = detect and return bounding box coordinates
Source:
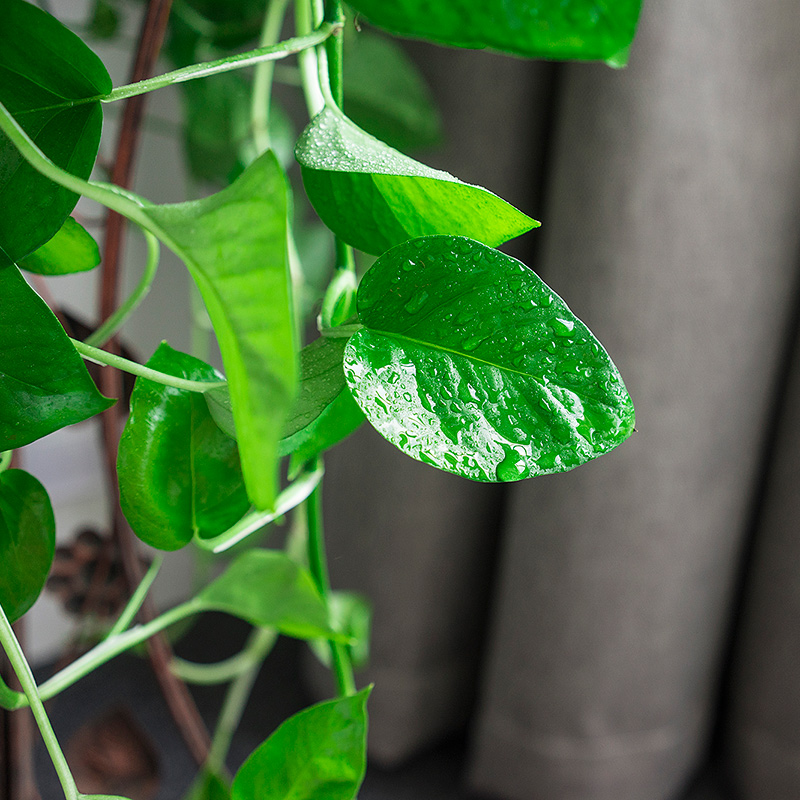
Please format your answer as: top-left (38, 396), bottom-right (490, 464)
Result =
top-left (88, 0), bottom-right (121, 39)
top-left (0, 266), bottom-right (113, 450)
top-left (0, 470), bottom-right (56, 622)
top-left (296, 108), bottom-right (537, 256)
top-left (18, 217), bottom-right (100, 275)
top-left (184, 770), bottom-right (231, 800)
top-left (0, 0), bottom-right (110, 265)
top-left (118, 343), bottom-right (249, 552)
top-left (345, 235), bottom-right (635, 481)
top-left (309, 592), bottom-right (371, 670)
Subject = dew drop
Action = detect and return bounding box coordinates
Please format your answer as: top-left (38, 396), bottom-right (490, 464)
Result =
top-left (495, 448), bottom-right (527, 481)
top-left (404, 289), bottom-right (429, 315)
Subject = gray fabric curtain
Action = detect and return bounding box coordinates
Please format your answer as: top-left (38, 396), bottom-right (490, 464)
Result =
top-left (310, 0), bottom-right (800, 798)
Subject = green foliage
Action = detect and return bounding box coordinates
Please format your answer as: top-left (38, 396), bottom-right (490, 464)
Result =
top-left (118, 343), bottom-right (249, 551)
top-left (0, 0), bottom-right (110, 266)
top-left (18, 217), bottom-right (100, 276)
top-left (0, 266), bottom-right (112, 451)
top-left (184, 770), bottom-right (231, 800)
top-left (0, 469), bottom-right (55, 623)
top-left (344, 236), bottom-right (635, 480)
top-left (309, 592), bottom-right (372, 670)
top-left (296, 107), bottom-right (538, 255)
top-left (230, 688), bottom-right (371, 800)
top-left (347, 0), bottom-right (644, 63)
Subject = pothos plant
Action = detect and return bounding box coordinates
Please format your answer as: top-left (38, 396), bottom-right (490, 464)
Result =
top-left (0, 0), bottom-right (642, 798)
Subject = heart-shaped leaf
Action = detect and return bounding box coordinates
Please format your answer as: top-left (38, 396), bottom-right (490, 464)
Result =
top-left (18, 217), bottom-right (100, 276)
top-left (195, 550), bottom-right (344, 642)
top-left (231, 688), bottom-right (371, 800)
top-left (143, 151), bottom-right (296, 511)
top-left (347, 0), bottom-right (644, 63)
top-left (296, 108), bottom-right (537, 256)
top-left (0, 266), bottom-right (113, 450)
top-left (344, 236), bottom-right (635, 481)
top-left (0, 469), bottom-right (56, 622)
top-left (0, 0), bottom-right (111, 265)
top-left (118, 343), bottom-right (249, 551)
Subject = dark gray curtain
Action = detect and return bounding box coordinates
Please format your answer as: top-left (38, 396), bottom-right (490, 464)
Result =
top-left (309, 0), bottom-right (800, 798)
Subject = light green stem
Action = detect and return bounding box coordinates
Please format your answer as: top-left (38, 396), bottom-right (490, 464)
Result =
top-left (206, 627), bottom-right (278, 773)
top-left (295, 0), bottom-right (325, 117)
top-left (0, 451), bottom-right (12, 472)
top-left (103, 25), bottom-right (340, 103)
top-left (251, 0), bottom-right (292, 154)
top-left (0, 604), bottom-right (79, 800)
top-left (85, 229), bottom-right (160, 347)
top-left (170, 650), bottom-right (255, 685)
top-left (106, 554), bottom-right (164, 639)
top-left (71, 338), bottom-right (227, 393)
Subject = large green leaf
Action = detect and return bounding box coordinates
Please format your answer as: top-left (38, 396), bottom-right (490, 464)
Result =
top-left (143, 151), bottom-right (296, 511)
top-left (18, 217), bottom-right (100, 276)
top-left (231, 688), bottom-right (371, 800)
top-left (117, 343), bottom-right (249, 552)
top-left (0, 469), bottom-right (56, 622)
top-left (347, 0), bottom-right (644, 63)
top-left (195, 550), bottom-right (345, 642)
top-left (343, 27), bottom-right (442, 151)
top-left (0, 0), bottom-right (111, 265)
top-left (0, 266), bottom-right (113, 450)
top-left (295, 108), bottom-right (537, 256)
top-left (344, 236), bottom-right (635, 481)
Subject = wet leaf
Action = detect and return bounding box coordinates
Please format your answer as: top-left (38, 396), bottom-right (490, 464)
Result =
top-left (231, 688), bottom-right (371, 800)
top-left (0, 266), bottom-right (113, 450)
top-left (118, 343), bottom-right (249, 551)
top-left (18, 217), bottom-right (100, 275)
top-left (0, 0), bottom-right (110, 265)
top-left (296, 108), bottom-right (537, 256)
top-left (344, 236), bottom-right (635, 481)
top-left (143, 151), bottom-right (296, 511)
top-left (0, 469), bottom-right (56, 622)
top-left (347, 0), bottom-right (644, 63)
top-left (195, 550), bottom-right (345, 642)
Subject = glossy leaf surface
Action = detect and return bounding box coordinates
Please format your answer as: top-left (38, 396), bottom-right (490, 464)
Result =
top-left (0, 470), bottom-right (56, 622)
top-left (345, 236), bottom-right (635, 481)
top-left (144, 151), bottom-right (296, 511)
top-left (196, 550), bottom-right (344, 641)
top-left (18, 217), bottom-right (100, 275)
top-left (118, 343), bottom-right (249, 551)
top-left (231, 688), bottom-right (371, 800)
top-left (347, 0), bottom-right (644, 62)
top-left (0, 0), bottom-right (111, 265)
top-left (296, 108), bottom-right (537, 256)
top-left (0, 266), bottom-right (113, 450)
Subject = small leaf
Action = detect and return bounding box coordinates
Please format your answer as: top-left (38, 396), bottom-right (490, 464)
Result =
top-left (0, 0), bottom-right (111, 265)
top-left (231, 688), bottom-right (371, 800)
top-left (309, 592), bottom-right (372, 670)
top-left (0, 469), bottom-right (56, 622)
top-left (296, 108), bottom-right (537, 256)
top-left (184, 770), bottom-right (231, 800)
top-left (196, 550), bottom-right (345, 641)
top-left (143, 151), bottom-right (296, 511)
top-left (0, 266), bottom-right (113, 450)
top-left (18, 217), bottom-right (100, 275)
top-left (117, 343), bottom-right (249, 551)
top-left (347, 0), bottom-right (644, 62)
top-left (343, 27), bottom-right (442, 151)
top-left (345, 236), bottom-right (635, 481)
top-left (88, 0), bottom-right (121, 39)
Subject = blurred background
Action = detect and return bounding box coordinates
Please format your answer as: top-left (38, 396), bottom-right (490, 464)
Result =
top-left (10, 0), bottom-right (800, 799)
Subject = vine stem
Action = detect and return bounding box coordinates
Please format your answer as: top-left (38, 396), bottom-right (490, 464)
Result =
top-left (0, 604), bottom-right (79, 800)
top-left (70, 338), bottom-right (227, 393)
top-left (306, 471), bottom-right (356, 696)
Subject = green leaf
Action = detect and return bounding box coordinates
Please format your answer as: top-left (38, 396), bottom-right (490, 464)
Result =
top-left (0, 0), bottom-right (111, 265)
top-left (117, 343), bottom-right (249, 552)
top-left (0, 469), bottom-right (56, 623)
top-left (18, 217), bottom-right (100, 275)
top-left (231, 688), bottom-right (371, 800)
top-left (88, 0), bottom-right (122, 39)
top-left (309, 592), bottom-right (371, 671)
top-left (143, 151), bottom-right (296, 511)
top-left (0, 266), bottom-right (113, 450)
top-left (347, 0), bottom-right (644, 62)
top-left (295, 108), bottom-right (537, 256)
top-left (196, 550), bottom-right (345, 641)
top-left (344, 236), bottom-right (635, 481)
top-left (184, 770), bottom-right (231, 800)
top-left (343, 27), bottom-right (442, 151)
